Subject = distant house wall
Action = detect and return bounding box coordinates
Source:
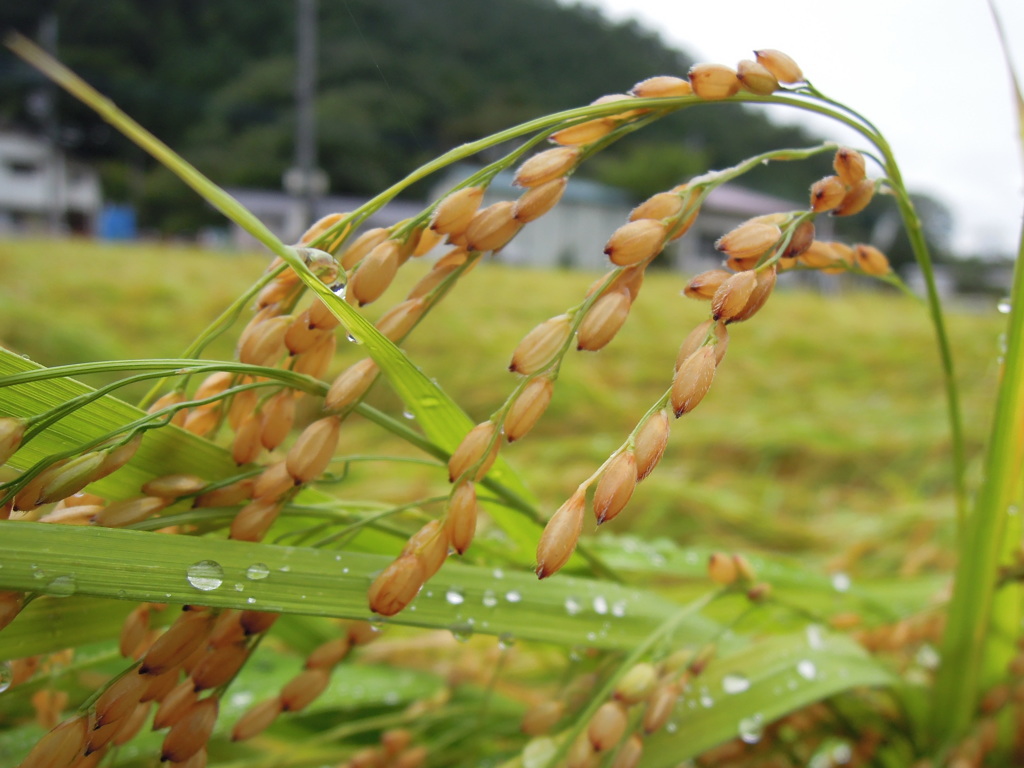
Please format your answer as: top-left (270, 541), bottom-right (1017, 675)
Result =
top-left (0, 132), bottom-right (101, 233)
top-left (229, 169), bottom-right (826, 279)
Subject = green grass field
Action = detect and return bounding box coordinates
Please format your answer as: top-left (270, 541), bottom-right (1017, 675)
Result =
top-left (0, 237), bottom-right (1006, 579)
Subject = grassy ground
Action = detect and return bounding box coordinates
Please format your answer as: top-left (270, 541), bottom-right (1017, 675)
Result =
top-left (0, 237), bottom-right (1006, 580)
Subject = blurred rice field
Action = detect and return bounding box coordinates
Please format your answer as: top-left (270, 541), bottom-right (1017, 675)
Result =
top-left (0, 237), bottom-right (1007, 579)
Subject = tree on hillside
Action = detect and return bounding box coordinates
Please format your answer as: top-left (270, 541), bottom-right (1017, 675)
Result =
top-left (0, 0), bottom-right (824, 233)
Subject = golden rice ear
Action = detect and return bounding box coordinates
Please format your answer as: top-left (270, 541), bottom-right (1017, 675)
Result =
top-left (375, 298), bottom-right (427, 342)
top-left (280, 668), bottom-right (331, 713)
top-left (504, 376), bottom-right (555, 443)
top-left (521, 700), bottom-right (566, 735)
top-left (630, 191), bottom-right (684, 223)
top-left (348, 240), bottom-right (400, 305)
top-left (513, 147), bottom-right (580, 187)
top-left (550, 117), bottom-right (615, 146)
top-left (18, 715), bottom-right (89, 768)
top-left (736, 59), bottom-right (779, 94)
top-left (671, 346), bottom-right (717, 417)
top-left (708, 551), bottom-right (739, 584)
top-left (630, 75), bottom-right (692, 98)
top-left (592, 451), bottom-right (637, 525)
top-left (577, 289), bottom-right (631, 351)
top-left (833, 178), bottom-right (875, 217)
top-left (445, 481), bottom-right (479, 555)
top-left (833, 147), bottom-right (867, 186)
top-left (514, 177), bottom-right (567, 223)
top-left (286, 416), bottom-right (341, 484)
top-left (431, 186), bottom-right (485, 235)
top-left (339, 227), bottom-right (390, 270)
top-left (465, 200), bottom-right (523, 252)
top-left (535, 490), bottom-right (585, 579)
top-left (711, 270), bottom-right (758, 322)
top-left (643, 681), bottom-right (681, 734)
top-left (729, 266), bottom-right (777, 323)
top-left (688, 63), bottom-right (741, 100)
top-left (447, 421), bottom-right (500, 482)
top-left (785, 220), bottom-right (816, 258)
top-left (603, 219), bottom-right (667, 266)
top-left (325, 358), bottom-right (378, 411)
top-left (684, 269), bottom-right (732, 300)
top-left (587, 700), bottom-right (628, 751)
top-left (753, 49), bottom-right (804, 84)
top-left (715, 220), bottom-right (782, 261)
top-left (634, 410), bottom-right (671, 481)
top-left (160, 697), bottom-right (218, 763)
top-left (854, 243), bottom-right (892, 275)
top-left (509, 314), bottom-right (573, 374)
top-left (231, 698), bottom-right (282, 742)
top-left (368, 554), bottom-right (426, 616)
top-left (810, 175), bottom-right (846, 214)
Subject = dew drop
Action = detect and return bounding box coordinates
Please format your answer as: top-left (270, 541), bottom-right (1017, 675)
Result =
top-left (30, 565), bottom-right (45, 580)
top-left (831, 572), bottom-right (851, 592)
top-left (564, 597), bottom-right (583, 616)
top-left (445, 588), bottom-right (465, 605)
top-left (116, 589), bottom-right (127, 599)
top-left (330, 282), bottom-right (347, 299)
top-left (492, 568), bottom-right (505, 580)
top-left (699, 690), bottom-right (714, 708)
top-left (796, 660), bottom-right (818, 681)
top-left (234, 583), bottom-right (244, 592)
top-left (482, 590), bottom-right (499, 608)
top-left (722, 673), bottom-right (750, 694)
top-left (915, 643), bottom-right (940, 669)
top-left (0, 662), bottom-right (11, 693)
top-left (246, 563), bottom-right (270, 581)
top-left (505, 590), bottom-right (521, 603)
top-left (1009, 504), bottom-right (1020, 517)
top-left (279, 565), bottom-right (291, 573)
top-left (246, 597), bottom-right (256, 604)
top-left (592, 595), bottom-right (609, 615)
top-left (451, 623), bottom-right (474, 642)
top-left (402, 409), bottom-right (416, 420)
top-left (611, 600), bottom-right (627, 618)
top-left (346, 333), bottom-right (361, 344)
top-left (806, 624), bottom-right (825, 650)
top-left (186, 560), bottom-right (224, 591)
top-left (738, 713), bottom-right (765, 744)
top-left (997, 296), bottom-right (1012, 314)
top-left (498, 632), bottom-right (517, 649)
top-left (47, 575), bottom-right (76, 598)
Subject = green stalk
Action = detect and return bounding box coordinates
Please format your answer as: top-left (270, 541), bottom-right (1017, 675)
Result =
top-left (929, 215), bottom-right (1024, 745)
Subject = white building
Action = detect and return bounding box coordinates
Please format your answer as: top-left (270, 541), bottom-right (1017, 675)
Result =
top-left (0, 131), bottom-right (102, 234)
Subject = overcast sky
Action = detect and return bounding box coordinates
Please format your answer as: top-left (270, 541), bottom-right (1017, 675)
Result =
top-left (575, 0), bottom-right (1023, 257)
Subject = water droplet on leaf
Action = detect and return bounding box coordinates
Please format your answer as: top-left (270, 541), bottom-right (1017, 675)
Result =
top-left (445, 588), bottom-right (465, 605)
top-left (505, 590), bottom-right (521, 603)
top-left (592, 595), bottom-right (609, 615)
top-left (246, 563), bottom-right (270, 580)
top-left (47, 575), bottom-right (76, 597)
top-left (997, 297), bottom-right (1012, 314)
top-left (831, 572), bottom-right (851, 592)
top-left (186, 560), bottom-right (224, 591)
top-left (0, 663), bottom-right (12, 693)
top-left (722, 673), bottom-right (750, 694)
top-left (796, 660), bottom-right (818, 680)
top-left (738, 713), bottom-right (764, 744)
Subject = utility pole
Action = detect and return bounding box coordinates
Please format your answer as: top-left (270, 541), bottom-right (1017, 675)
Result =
top-left (38, 12), bottom-right (64, 234)
top-left (291, 0), bottom-right (321, 236)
